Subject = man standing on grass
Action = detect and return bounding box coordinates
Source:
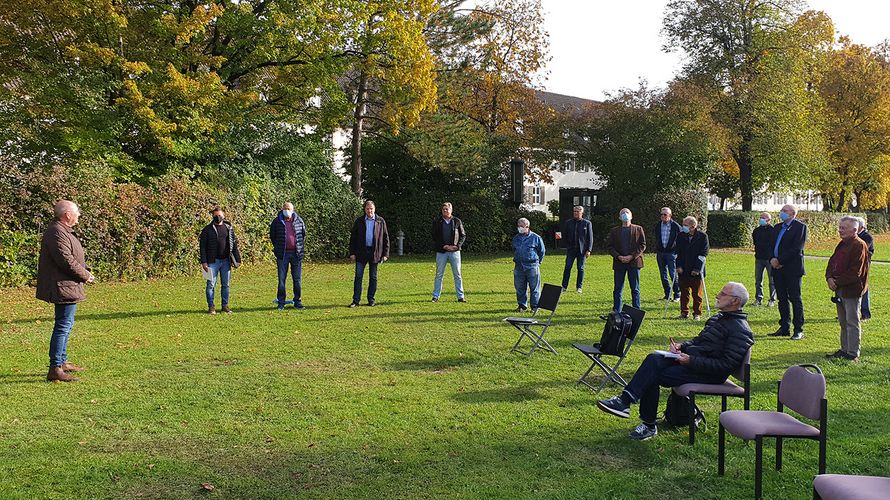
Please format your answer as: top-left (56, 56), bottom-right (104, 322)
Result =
top-left (37, 200), bottom-right (95, 382)
top-left (605, 208), bottom-right (645, 312)
top-left (269, 201), bottom-right (307, 310)
top-left (676, 216), bottom-right (709, 321)
top-left (199, 206), bottom-right (242, 315)
top-left (768, 204), bottom-right (807, 341)
top-left (596, 282), bottom-right (754, 440)
top-left (431, 202), bottom-right (466, 303)
top-left (825, 217), bottom-right (870, 362)
top-left (561, 205), bottom-right (593, 294)
top-left (752, 211), bottom-right (776, 307)
top-left (512, 217), bottom-right (545, 312)
top-left (349, 200), bottom-right (389, 307)
top-left (855, 217), bottom-right (874, 320)
top-left (653, 207), bottom-right (681, 302)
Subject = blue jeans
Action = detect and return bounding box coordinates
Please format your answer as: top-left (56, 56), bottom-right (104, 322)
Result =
top-left (514, 265), bottom-right (541, 309)
top-left (624, 353), bottom-right (725, 424)
top-left (277, 253), bottom-right (303, 305)
top-left (613, 266), bottom-right (641, 311)
top-left (49, 303), bottom-right (77, 368)
top-left (433, 251), bottom-right (464, 299)
top-left (206, 258), bottom-right (231, 307)
top-left (861, 289), bottom-right (871, 319)
top-left (656, 252), bottom-right (679, 299)
top-left (562, 250), bottom-right (586, 289)
top-left (353, 259), bottom-right (379, 304)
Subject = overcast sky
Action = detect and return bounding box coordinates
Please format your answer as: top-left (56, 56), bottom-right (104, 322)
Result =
top-left (540, 0), bottom-right (890, 101)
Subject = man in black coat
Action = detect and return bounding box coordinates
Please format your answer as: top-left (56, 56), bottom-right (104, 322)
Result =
top-left (561, 205), bottom-right (594, 293)
top-left (431, 202), bottom-right (466, 302)
top-left (752, 211), bottom-right (776, 306)
top-left (768, 204), bottom-right (808, 340)
top-left (676, 216), bottom-right (709, 320)
top-left (596, 282), bottom-right (755, 441)
top-left (348, 200), bottom-right (389, 307)
top-left (653, 207), bottom-right (681, 301)
top-left (199, 206), bottom-right (242, 314)
top-left (856, 217), bottom-right (874, 320)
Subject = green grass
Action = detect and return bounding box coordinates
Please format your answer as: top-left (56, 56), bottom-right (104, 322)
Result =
top-left (807, 233), bottom-right (890, 260)
top-left (1, 252), bottom-right (888, 499)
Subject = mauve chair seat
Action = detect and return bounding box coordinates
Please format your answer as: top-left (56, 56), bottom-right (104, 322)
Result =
top-left (674, 380), bottom-right (744, 397)
top-left (720, 410), bottom-right (820, 440)
top-left (814, 474), bottom-right (890, 500)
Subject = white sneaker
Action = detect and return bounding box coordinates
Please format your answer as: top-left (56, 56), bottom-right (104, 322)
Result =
top-left (576, 287), bottom-right (583, 294)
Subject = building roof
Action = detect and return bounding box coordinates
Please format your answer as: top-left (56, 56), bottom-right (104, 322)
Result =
top-left (535, 90), bottom-right (602, 115)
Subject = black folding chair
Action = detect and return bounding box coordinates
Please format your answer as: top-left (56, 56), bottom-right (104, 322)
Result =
top-left (504, 283), bottom-right (562, 356)
top-left (573, 305), bottom-right (646, 392)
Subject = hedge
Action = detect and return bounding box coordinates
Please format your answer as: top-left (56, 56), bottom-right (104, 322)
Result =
top-left (707, 211), bottom-right (870, 248)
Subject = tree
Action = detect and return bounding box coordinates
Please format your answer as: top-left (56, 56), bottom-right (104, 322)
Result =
top-left (817, 38), bottom-right (890, 210)
top-left (706, 160), bottom-right (740, 210)
top-left (663, 1), bottom-right (834, 210)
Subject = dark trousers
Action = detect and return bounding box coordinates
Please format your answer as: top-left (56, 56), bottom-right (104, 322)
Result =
top-left (679, 275), bottom-right (704, 316)
top-left (624, 353), bottom-right (725, 424)
top-left (276, 252), bottom-right (302, 304)
top-left (861, 289), bottom-right (871, 319)
top-left (774, 270), bottom-right (804, 333)
top-left (562, 249), bottom-right (586, 289)
top-left (656, 252), bottom-right (679, 299)
top-left (353, 247), bottom-right (378, 304)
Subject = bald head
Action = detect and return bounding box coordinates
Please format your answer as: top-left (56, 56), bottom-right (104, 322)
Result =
top-left (54, 200), bottom-right (81, 227)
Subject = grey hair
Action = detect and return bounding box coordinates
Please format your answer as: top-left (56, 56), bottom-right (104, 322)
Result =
top-left (683, 216), bottom-right (698, 227)
top-left (853, 216), bottom-right (866, 230)
top-left (517, 217), bottom-right (530, 227)
top-left (364, 200), bottom-right (375, 208)
top-left (661, 207), bottom-right (672, 214)
top-left (839, 216), bottom-right (860, 228)
top-left (53, 200), bottom-right (78, 219)
top-left (573, 205), bottom-right (584, 212)
top-left (725, 282), bottom-right (749, 307)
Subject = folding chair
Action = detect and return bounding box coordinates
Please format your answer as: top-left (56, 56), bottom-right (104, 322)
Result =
top-left (719, 364), bottom-right (827, 500)
top-left (573, 305), bottom-right (646, 392)
top-left (673, 345), bottom-right (752, 445)
top-left (504, 283), bottom-right (562, 356)
top-left (663, 258), bottom-right (711, 318)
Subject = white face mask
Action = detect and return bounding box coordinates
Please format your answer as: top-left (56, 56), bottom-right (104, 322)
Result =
top-left (283, 209), bottom-right (293, 219)
top-left (517, 227), bottom-right (528, 234)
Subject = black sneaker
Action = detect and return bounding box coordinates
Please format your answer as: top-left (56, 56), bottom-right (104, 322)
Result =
top-left (431, 297), bottom-right (439, 303)
top-left (367, 300), bottom-right (376, 307)
top-left (628, 423), bottom-right (658, 441)
top-left (826, 350), bottom-right (845, 359)
top-left (348, 302), bottom-right (359, 308)
top-left (294, 302), bottom-right (305, 310)
top-left (768, 329), bottom-right (790, 337)
top-left (516, 305), bottom-right (528, 312)
top-left (596, 396), bottom-right (630, 419)
top-left (458, 297), bottom-right (467, 303)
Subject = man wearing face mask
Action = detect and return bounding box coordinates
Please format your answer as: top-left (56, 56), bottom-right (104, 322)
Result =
top-left (768, 204), bottom-right (808, 340)
top-left (752, 212), bottom-right (776, 306)
top-left (269, 202), bottom-right (307, 309)
top-left (37, 200), bottom-right (95, 382)
top-left (676, 216), bottom-right (709, 320)
top-left (199, 206), bottom-right (242, 314)
top-left (512, 217), bottom-right (545, 312)
top-left (605, 208), bottom-right (646, 312)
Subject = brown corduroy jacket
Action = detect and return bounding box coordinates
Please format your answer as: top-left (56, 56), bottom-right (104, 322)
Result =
top-left (825, 235), bottom-right (869, 298)
top-left (36, 221), bottom-right (91, 304)
top-left (606, 224), bottom-right (646, 270)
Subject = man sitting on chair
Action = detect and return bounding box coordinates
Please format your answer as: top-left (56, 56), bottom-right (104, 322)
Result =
top-left (596, 282), bottom-right (754, 440)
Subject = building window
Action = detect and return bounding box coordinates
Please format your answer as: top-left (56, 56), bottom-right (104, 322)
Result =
top-left (533, 184), bottom-right (543, 205)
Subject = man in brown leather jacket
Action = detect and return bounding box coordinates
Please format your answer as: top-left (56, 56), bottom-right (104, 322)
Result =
top-left (36, 200), bottom-right (94, 382)
top-left (605, 208), bottom-right (646, 312)
top-left (825, 216), bottom-right (870, 361)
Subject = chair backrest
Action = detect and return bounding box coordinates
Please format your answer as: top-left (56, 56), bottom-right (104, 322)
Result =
top-left (537, 284), bottom-right (562, 312)
top-left (778, 364), bottom-right (826, 420)
top-left (620, 305), bottom-right (646, 341)
top-left (730, 345), bottom-right (753, 381)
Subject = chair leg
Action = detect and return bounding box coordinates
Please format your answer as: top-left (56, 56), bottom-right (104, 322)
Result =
top-left (819, 436), bottom-right (827, 474)
top-left (755, 436), bottom-right (763, 500)
top-left (776, 437), bottom-right (783, 471)
top-left (718, 421), bottom-right (725, 476)
top-left (688, 393), bottom-right (696, 446)
top-left (577, 362), bottom-right (596, 387)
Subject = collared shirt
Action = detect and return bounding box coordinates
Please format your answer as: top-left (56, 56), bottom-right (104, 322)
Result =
top-left (364, 216), bottom-right (376, 247)
top-left (773, 220), bottom-right (792, 257)
top-left (442, 218), bottom-right (453, 246)
top-left (660, 221), bottom-right (671, 248)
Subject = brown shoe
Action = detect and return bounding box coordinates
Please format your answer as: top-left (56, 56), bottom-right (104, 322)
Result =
top-left (221, 305), bottom-right (232, 313)
top-left (208, 306), bottom-right (216, 315)
top-left (61, 362), bottom-right (85, 372)
top-left (47, 367), bottom-right (78, 382)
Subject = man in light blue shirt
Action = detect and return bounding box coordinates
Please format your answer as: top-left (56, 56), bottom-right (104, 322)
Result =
top-left (512, 217), bottom-right (546, 312)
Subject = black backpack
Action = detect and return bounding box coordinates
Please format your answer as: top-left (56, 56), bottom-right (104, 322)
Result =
top-left (596, 311), bottom-right (633, 355)
top-left (663, 392), bottom-right (706, 429)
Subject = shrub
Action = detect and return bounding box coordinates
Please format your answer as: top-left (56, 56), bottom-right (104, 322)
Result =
top-left (596, 189), bottom-right (708, 247)
top-left (866, 212), bottom-right (889, 234)
top-left (707, 210), bottom-right (869, 248)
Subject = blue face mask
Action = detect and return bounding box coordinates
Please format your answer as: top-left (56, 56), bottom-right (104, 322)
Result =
top-left (779, 211), bottom-right (790, 222)
top-left (759, 218), bottom-right (768, 226)
top-left (680, 225), bottom-right (690, 233)
top-left (282, 209), bottom-right (293, 219)
top-left (619, 213), bottom-right (631, 222)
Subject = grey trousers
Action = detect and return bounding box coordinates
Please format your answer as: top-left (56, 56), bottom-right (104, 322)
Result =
top-left (837, 296), bottom-right (862, 357)
top-left (754, 258), bottom-right (775, 302)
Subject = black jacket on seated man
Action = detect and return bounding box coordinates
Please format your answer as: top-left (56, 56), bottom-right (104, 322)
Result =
top-left (678, 311), bottom-right (754, 378)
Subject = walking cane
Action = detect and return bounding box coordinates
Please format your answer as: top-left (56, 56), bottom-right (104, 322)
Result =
top-left (700, 257), bottom-right (711, 317)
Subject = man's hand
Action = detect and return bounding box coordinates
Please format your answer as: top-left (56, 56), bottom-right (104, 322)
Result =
top-left (349, 255), bottom-right (356, 262)
top-left (691, 270), bottom-right (699, 277)
top-left (201, 263), bottom-right (209, 272)
top-left (86, 273), bottom-right (96, 284)
top-left (444, 245), bottom-right (457, 252)
top-left (676, 352), bottom-right (691, 365)
top-left (669, 337), bottom-right (681, 354)
top-left (677, 266), bottom-right (683, 275)
top-left (827, 277), bottom-right (837, 291)
top-left (619, 255), bottom-right (631, 263)
top-left (382, 256), bottom-right (388, 262)
top-left (584, 251), bottom-right (591, 257)
top-left (770, 257), bottom-right (781, 269)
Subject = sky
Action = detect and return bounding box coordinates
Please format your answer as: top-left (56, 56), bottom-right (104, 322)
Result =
top-left (540, 0), bottom-right (890, 102)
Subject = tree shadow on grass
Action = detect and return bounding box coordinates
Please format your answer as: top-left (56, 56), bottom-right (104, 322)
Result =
top-left (388, 356), bottom-right (478, 372)
top-left (451, 381), bottom-right (568, 404)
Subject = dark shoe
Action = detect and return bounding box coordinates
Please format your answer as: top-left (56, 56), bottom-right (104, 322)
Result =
top-left (768, 329), bottom-right (790, 337)
top-left (47, 367), bottom-right (77, 382)
top-left (628, 423), bottom-right (658, 441)
top-left (367, 300), bottom-right (376, 307)
top-left (348, 302), bottom-right (359, 308)
top-left (826, 350), bottom-right (846, 359)
top-left (661, 295), bottom-right (670, 301)
top-left (208, 306), bottom-right (217, 315)
top-left (861, 315), bottom-right (871, 321)
top-left (221, 305), bottom-right (232, 314)
top-left (515, 305), bottom-right (528, 312)
top-left (790, 331), bottom-right (804, 341)
top-left (842, 352), bottom-right (860, 362)
top-left (61, 362), bottom-right (85, 372)
top-left (458, 297), bottom-right (467, 303)
top-left (754, 300), bottom-right (762, 306)
top-left (294, 302), bottom-right (305, 310)
top-left (677, 314), bottom-right (688, 320)
top-left (277, 304), bottom-right (285, 310)
top-left (596, 396), bottom-right (630, 419)
top-left (767, 300), bottom-right (776, 307)
top-left (431, 297), bottom-right (439, 303)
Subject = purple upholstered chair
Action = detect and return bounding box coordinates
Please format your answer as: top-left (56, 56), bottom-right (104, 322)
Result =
top-left (673, 345), bottom-right (752, 445)
top-left (813, 474), bottom-right (890, 500)
top-left (719, 364), bottom-right (827, 500)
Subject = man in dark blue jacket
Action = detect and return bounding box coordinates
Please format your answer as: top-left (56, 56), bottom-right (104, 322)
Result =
top-left (752, 212), bottom-right (776, 306)
top-left (676, 216), bottom-right (709, 320)
top-left (653, 207), bottom-right (681, 301)
top-left (856, 217), bottom-right (874, 320)
top-left (768, 204), bottom-right (808, 340)
top-left (269, 202), bottom-right (307, 309)
top-left (561, 205), bottom-right (594, 293)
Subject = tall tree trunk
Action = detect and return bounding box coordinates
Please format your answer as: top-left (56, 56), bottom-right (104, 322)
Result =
top-left (837, 189), bottom-right (847, 212)
top-left (350, 70), bottom-right (368, 197)
top-left (738, 136), bottom-right (754, 211)
top-left (720, 197), bottom-right (726, 211)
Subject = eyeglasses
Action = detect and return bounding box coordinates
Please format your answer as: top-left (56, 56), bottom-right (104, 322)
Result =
top-left (717, 291), bottom-right (738, 299)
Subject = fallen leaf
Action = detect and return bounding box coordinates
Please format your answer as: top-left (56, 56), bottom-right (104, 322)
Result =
top-left (201, 482), bottom-right (215, 492)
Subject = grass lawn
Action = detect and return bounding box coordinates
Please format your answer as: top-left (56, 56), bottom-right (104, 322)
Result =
top-left (1, 251), bottom-right (888, 499)
top-left (806, 232), bottom-right (890, 261)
